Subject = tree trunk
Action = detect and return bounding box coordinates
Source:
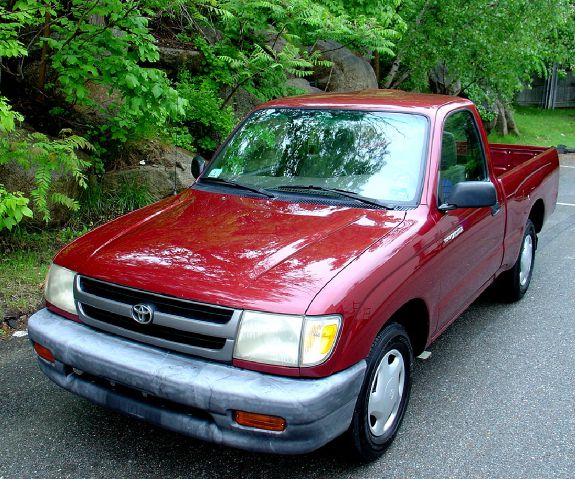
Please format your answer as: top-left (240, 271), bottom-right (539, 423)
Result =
top-left (429, 62), bottom-right (462, 95)
top-left (495, 100), bottom-right (508, 136)
top-left (383, 55), bottom-right (402, 88)
top-left (494, 100), bottom-right (520, 136)
top-left (90, 15), bottom-right (106, 27)
top-left (373, 50), bottom-right (380, 85)
top-left (36, 11), bottom-right (52, 101)
top-left (504, 105), bottom-right (520, 136)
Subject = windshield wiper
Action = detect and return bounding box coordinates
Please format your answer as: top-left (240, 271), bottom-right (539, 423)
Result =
top-left (199, 177), bottom-right (275, 199)
top-left (270, 185), bottom-right (396, 209)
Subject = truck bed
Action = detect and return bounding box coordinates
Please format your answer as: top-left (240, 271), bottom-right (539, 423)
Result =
top-left (490, 143), bottom-right (559, 271)
top-left (490, 143), bottom-right (553, 177)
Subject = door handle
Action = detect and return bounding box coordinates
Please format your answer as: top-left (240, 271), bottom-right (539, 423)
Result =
top-left (491, 202), bottom-right (501, 216)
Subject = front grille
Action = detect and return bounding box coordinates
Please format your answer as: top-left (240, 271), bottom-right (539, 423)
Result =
top-left (74, 275), bottom-right (241, 362)
top-left (80, 277), bottom-right (233, 324)
top-left (82, 304), bottom-right (227, 350)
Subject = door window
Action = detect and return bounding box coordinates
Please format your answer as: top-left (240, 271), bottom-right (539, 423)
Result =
top-left (438, 110), bottom-right (487, 204)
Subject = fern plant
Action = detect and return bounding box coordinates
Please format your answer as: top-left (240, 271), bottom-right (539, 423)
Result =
top-left (0, 131), bottom-right (92, 224)
top-left (168, 0), bottom-right (403, 109)
top-left (0, 2), bottom-right (91, 230)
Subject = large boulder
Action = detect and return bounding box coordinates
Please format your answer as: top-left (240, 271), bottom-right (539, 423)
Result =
top-left (102, 145), bottom-right (196, 200)
top-left (222, 86), bottom-right (262, 120)
top-left (312, 40), bottom-right (378, 92)
top-left (157, 46), bottom-right (202, 72)
top-left (286, 78), bottom-right (323, 95)
top-left (161, 145), bottom-right (197, 187)
top-left (262, 29), bottom-right (288, 53)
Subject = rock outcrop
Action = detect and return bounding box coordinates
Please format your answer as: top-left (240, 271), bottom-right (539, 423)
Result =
top-left (157, 46), bottom-right (202, 72)
top-left (286, 78), bottom-right (323, 95)
top-left (102, 145), bottom-right (196, 200)
top-left (312, 40), bottom-right (378, 92)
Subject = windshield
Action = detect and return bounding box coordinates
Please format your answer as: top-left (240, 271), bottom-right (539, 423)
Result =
top-left (202, 108), bottom-right (429, 205)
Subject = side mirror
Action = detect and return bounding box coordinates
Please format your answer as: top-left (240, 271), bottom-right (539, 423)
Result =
top-left (439, 181), bottom-right (497, 212)
top-left (191, 155), bottom-right (206, 178)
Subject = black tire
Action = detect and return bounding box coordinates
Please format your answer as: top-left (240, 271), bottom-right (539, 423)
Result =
top-left (496, 219), bottom-right (537, 302)
top-left (347, 323), bottom-right (413, 462)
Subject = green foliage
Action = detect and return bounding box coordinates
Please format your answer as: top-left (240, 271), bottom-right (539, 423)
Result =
top-left (383, 0), bottom-right (575, 102)
top-left (465, 85), bottom-right (497, 123)
top-left (0, 130), bottom-right (92, 222)
top-left (0, 186), bottom-right (33, 231)
top-left (163, 0), bottom-right (402, 107)
top-left (169, 126), bottom-right (196, 151)
top-left (0, 0), bottom-right (186, 155)
top-left (0, 2), bottom-right (33, 58)
top-left (0, 1), bottom-right (95, 229)
top-left (0, 3), bottom-right (29, 134)
top-left (318, 0), bottom-right (404, 54)
top-left (0, 0), bottom-right (404, 162)
top-left (173, 73), bottom-right (236, 151)
top-left (43, 0), bottom-right (186, 145)
top-left (0, 96), bottom-right (24, 133)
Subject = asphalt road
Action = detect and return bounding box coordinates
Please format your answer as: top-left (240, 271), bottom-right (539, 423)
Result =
top-left (2, 156), bottom-right (575, 479)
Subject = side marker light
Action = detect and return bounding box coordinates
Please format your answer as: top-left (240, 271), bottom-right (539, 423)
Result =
top-left (234, 410), bottom-right (286, 431)
top-left (34, 342), bottom-right (55, 363)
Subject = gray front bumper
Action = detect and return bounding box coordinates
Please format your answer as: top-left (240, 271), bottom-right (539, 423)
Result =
top-left (28, 309), bottom-right (366, 454)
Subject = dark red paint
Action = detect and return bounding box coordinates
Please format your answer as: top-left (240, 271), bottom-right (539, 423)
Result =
top-left (51, 91), bottom-right (560, 378)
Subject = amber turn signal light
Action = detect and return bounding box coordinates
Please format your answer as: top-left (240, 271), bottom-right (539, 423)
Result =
top-left (34, 342), bottom-right (55, 363)
top-left (234, 410), bottom-right (286, 431)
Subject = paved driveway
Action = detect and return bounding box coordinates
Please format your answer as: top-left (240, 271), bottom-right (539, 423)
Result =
top-left (1, 156), bottom-right (574, 479)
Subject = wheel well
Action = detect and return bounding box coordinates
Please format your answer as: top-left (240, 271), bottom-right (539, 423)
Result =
top-left (389, 299), bottom-right (429, 357)
top-left (529, 199), bottom-right (545, 233)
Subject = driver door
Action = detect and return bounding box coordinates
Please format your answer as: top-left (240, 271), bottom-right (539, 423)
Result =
top-left (435, 109), bottom-right (505, 332)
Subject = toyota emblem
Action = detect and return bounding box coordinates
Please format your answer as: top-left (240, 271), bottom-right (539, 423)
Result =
top-left (131, 303), bottom-right (154, 324)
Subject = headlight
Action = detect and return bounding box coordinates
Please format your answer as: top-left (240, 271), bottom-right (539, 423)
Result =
top-left (44, 263), bottom-right (77, 315)
top-left (234, 311), bottom-right (341, 367)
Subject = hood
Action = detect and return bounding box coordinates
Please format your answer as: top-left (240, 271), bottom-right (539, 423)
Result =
top-left (56, 189), bottom-right (406, 314)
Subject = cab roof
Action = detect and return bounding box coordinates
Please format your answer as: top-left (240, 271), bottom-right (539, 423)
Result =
top-left (259, 89), bottom-right (471, 115)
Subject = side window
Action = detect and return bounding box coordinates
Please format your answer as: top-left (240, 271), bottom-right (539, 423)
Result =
top-left (438, 110), bottom-right (487, 204)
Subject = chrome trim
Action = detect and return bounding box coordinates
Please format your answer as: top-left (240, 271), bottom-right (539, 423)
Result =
top-left (74, 275), bottom-right (241, 362)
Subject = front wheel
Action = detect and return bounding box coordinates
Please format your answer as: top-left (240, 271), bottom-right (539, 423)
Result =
top-left (347, 323), bottom-right (413, 462)
top-left (496, 219), bottom-right (536, 302)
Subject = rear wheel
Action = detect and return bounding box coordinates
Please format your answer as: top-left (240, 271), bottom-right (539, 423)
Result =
top-left (347, 323), bottom-right (413, 462)
top-left (496, 219), bottom-right (536, 302)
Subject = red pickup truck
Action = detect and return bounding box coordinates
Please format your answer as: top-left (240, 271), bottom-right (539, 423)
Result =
top-left (29, 90), bottom-right (559, 461)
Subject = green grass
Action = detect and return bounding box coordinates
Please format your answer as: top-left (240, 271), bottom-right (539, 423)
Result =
top-left (71, 176), bottom-right (154, 228)
top-left (0, 229), bottom-right (82, 335)
top-left (488, 106), bottom-right (575, 148)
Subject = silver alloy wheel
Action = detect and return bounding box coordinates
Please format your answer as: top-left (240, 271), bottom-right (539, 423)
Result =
top-left (368, 348), bottom-right (405, 436)
top-left (519, 234), bottom-right (533, 287)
